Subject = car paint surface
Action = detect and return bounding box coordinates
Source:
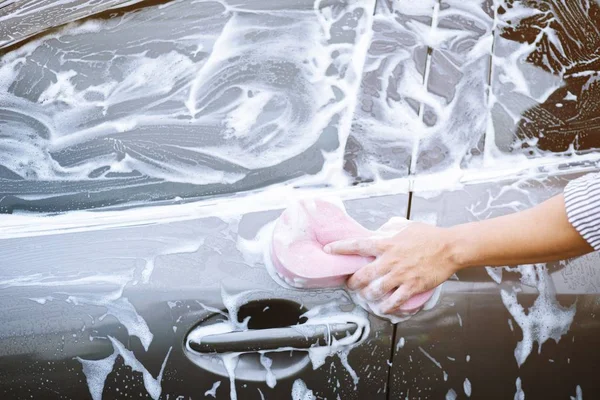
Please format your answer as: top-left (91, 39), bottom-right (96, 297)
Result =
top-left (1, 0), bottom-right (600, 399)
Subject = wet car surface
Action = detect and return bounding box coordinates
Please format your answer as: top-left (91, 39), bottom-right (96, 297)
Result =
top-left (1, 0), bottom-right (600, 399)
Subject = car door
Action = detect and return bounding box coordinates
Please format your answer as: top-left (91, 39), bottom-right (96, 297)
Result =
top-left (391, 172), bottom-right (600, 399)
top-left (0, 192), bottom-right (408, 399)
top-left (0, 0), bottom-right (407, 399)
top-left (387, 0), bottom-right (600, 397)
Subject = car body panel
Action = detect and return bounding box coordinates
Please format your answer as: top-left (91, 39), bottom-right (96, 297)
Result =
top-left (1, 0), bottom-right (600, 399)
top-left (0, 192), bottom-right (408, 399)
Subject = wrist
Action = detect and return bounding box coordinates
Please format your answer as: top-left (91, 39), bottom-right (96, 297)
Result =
top-left (444, 224), bottom-right (480, 271)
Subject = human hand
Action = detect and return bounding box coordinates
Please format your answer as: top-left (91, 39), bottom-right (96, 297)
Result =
top-left (323, 222), bottom-right (461, 314)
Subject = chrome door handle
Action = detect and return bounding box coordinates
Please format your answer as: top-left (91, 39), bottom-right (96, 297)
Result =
top-left (188, 322), bottom-right (359, 353)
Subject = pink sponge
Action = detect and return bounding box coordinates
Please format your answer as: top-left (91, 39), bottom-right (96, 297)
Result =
top-left (270, 199), bottom-right (435, 315)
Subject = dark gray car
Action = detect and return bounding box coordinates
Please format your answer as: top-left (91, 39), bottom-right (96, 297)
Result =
top-left (1, 0), bottom-right (600, 399)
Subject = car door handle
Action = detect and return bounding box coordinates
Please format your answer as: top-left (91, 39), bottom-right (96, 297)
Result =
top-left (188, 322), bottom-right (359, 353)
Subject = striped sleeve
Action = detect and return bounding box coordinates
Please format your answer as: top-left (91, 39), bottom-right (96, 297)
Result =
top-left (564, 172), bottom-right (600, 251)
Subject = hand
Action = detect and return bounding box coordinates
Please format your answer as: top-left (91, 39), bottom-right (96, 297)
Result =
top-left (323, 222), bottom-right (461, 314)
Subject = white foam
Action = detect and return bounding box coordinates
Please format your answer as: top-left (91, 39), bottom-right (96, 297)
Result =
top-left (302, 303), bottom-right (371, 371)
top-left (108, 337), bottom-right (172, 400)
top-left (396, 337), bottom-right (405, 350)
top-left (77, 337), bottom-right (171, 400)
top-left (291, 379), bottom-right (315, 400)
top-left (140, 239), bottom-right (204, 284)
top-left (27, 296), bottom-right (54, 304)
top-left (221, 353), bottom-right (241, 400)
top-left (446, 388), bottom-right (457, 400)
top-left (571, 385), bottom-right (583, 400)
top-left (338, 349), bottom-right (359, 387)
top-left (419, 346), bottom-right (442, 369)
top-left (259, 352), bottom-right (277, 388)
top-left (564, 91), bottom-right (577, 101)
top-left (464, 378), bottom-right (472, 397)
top-left (485, 266), bottom-right (503, 284)
top-left (0, 270), bottom-right (154, 351)
top-left (514, 377), bottom-right (524, 400)
top-left (501, 264), bottom-right (575, 366)
top-left (68, 290), bottom-right (153, 351)
top-left (204, 381), bottom-right (221, 398)
top-left (76, 349), bottom-right (118, 400)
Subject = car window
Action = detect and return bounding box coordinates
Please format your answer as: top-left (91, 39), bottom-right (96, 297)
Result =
top-left (1, 0), bottom-right (597, 214)
top-left (0, 0), bottom-right (375, 213)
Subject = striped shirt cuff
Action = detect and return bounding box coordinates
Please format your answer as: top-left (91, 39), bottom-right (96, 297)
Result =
top-left (564, 172), bottom-right (600, 251)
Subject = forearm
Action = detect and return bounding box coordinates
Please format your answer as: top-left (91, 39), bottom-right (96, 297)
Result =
top-left (447, 194), bottom-right (594, 269)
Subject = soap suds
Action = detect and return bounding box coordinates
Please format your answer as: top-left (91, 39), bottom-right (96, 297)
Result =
top-left (28, 296), bottom-right (54, 304)
top-left (76, 349), bottom-right (119, 400)
top-left (501, 264), bottom-right (575, 366)
top-left (67, 289), bottom-right (153, 351)
top-left (77, 337), bottom-right (171, 400)
top-left (1, 270), bottom-right (154, 351)
top-left (108, 337), bottom-right (172, 400)
top-left (186, 289), bottom-right (370, 397)
top-left (464, 378), bottom-right (472, 397)
top-left (338, 349), bottom-right (359, 387)
top-left (291, 379), bottom-right (315, 400)
top-left (396, 337), bottom-right (405, 350)
top-left (570, 385), bottom-right (583, 400)
top-left (418, 346), bottom-right (442, 369)
top-left (446, 388), bottom-right (457, 400)
top-left (204, 381), bottom-right (221, 398)
top-left (515, 377), bottom-right (525, 400)
top-left (485, 266), bottom-right (503, 284)
top-left (222, 353), bottom-right (241, 400)
top-left (259, 353), bottom-right (277, 389)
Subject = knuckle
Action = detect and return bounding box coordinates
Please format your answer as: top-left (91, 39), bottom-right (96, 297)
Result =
top-left (375, 239), bottom-right (388, 252)
top-left (347, 275), bottom-right (359, 289)
top-left (390, 263), bottom-right (405, 277)
top-left (350, 273), bottom-right (367, 289)
top-left (381, 278), bottom-right (394, 294)
top-left (394, 295), bottom-right (406, 308)
top-left (374, 261), bottom-right (389, 276)
top-left (357, 241), bottom-right (371, 254)
top-left (366, 279), bottom-right (387, 300)
top-left (396, 288), bottom-right (412, 304)
top-left (410, 276), bottom-right (422, 287)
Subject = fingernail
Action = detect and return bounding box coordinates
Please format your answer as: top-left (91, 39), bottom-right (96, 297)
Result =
top-left (323, 245), bottom-right (331, 254)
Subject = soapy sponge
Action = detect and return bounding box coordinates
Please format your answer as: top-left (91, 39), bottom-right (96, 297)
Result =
top-left (270, 198), bottom-right (439, 316)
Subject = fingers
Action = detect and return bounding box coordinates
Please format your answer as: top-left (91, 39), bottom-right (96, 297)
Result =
top-left (379, 285), bottom-right (415, 314)
top-left (360, 274), bottom-right (393, 301)
top-left (323, 237), bottom-right (383, 257)
top-left (347, 260), bottom-right (387, 291)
